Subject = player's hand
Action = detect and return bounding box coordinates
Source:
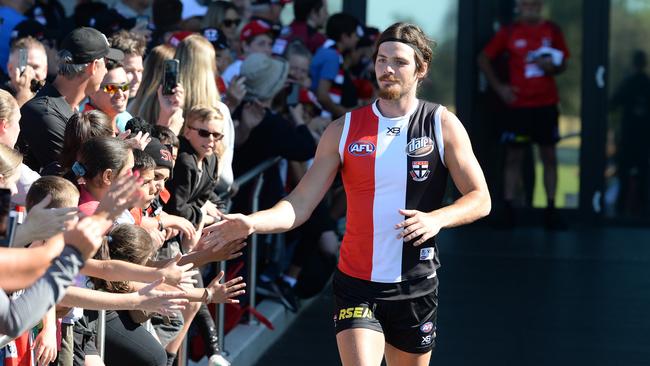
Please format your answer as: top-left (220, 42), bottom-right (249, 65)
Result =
top-left (395, 209), bottom-right (443, 247)
top-left (202, 212), bottom-right (254, 246)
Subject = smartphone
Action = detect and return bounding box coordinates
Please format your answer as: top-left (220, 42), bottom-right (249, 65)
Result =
top-left (18, 48), bottom-right (27, 74)
top-left (162, 59), bottom-right (179, 95)
top-left (286, 83), bottom-right (300, 106)
top-left (0, 188), bottom-right (17, 247)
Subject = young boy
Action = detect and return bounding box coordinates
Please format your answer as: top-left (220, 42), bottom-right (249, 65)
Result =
top-left (164, 106), bottom-right (224, 227)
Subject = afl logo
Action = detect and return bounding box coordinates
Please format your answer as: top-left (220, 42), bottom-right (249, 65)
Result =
top-left (406, 137), bottom-right (434, 157)
top-left (420, 322), bottom-right (434, 333)
top-left (348, 141), bottom-right (376, 156)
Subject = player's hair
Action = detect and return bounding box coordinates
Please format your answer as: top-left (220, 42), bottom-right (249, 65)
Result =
top-left (373, 22), bottom-right (436, 76)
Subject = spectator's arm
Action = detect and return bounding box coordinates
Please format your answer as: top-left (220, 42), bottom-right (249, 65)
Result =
top-left (81, 258), bottom-right (163, 283)
top-left (477, 51), bottom-right (516, 104)
top-left (316, 79), bottom-right (347, 118)
top-left (0, 246), bottom-right (84, 338)
top-left (0, 242), bottom-right (63, 292)
top-left (81, 257), bottom-right (196, 287)
top-left (58, 283), bottom-right (187, 314)
top-left (477, 51), bottom-right (505, 92)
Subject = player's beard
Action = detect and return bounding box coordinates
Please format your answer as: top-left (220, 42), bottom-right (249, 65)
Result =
top-left (377, 76), bottom-right (403, 100)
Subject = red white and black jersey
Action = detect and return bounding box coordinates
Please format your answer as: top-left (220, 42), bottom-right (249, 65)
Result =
top-left (337, 100), bottom-right (448, 284)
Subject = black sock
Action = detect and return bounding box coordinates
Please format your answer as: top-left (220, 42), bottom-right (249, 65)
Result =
top-left (166, 352), bottom-right (177, 366)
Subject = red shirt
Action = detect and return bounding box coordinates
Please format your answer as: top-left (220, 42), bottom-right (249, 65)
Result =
top-left (284, 21), bottom-right (326, 54)
top-left (483, 20), bottom-right (570, 108)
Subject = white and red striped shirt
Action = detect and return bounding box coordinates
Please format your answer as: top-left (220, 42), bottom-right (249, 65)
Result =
top-left (337, 100), bottom-right (448, 283)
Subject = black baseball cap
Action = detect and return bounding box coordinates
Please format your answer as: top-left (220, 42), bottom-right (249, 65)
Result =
top-left (60, 27), bottom-right (124, 64)
top-left (202, 27), bottom-right (229, 50)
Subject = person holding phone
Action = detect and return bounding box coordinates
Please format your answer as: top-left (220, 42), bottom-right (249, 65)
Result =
top-left (3, 37), bottom-right (48, 107)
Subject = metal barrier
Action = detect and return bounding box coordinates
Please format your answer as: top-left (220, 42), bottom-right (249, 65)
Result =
top-left (96, 310), bottom-right (106, 359)
top-left (90, 157), bottom-right (283, 365)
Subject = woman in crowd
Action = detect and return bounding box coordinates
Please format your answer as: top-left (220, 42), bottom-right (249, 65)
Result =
top-left (73, 136), bottom-right (136, 220)
top-left (129, 44), bottom-right (185, 135)
top-left (175, 34), bottom-right (235, 196)
top-left (202, 1), bottom-right (241, 59)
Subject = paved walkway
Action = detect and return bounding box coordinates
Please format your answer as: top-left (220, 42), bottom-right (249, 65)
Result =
top-left (255, 225), bottom-right (650, 366)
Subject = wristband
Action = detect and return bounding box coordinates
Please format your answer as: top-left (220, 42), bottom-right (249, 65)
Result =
top-left (202, 288), bottom-right (213, 304)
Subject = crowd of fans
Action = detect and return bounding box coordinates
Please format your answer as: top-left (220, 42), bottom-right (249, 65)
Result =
top-left (0, 0), bottom-right (379, 365)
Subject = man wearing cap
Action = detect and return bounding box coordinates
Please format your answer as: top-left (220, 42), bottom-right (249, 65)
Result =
top-left (206, 22), bottom-right (490, 365)
top-left (16, 27), bottom-right (124, 172)
top-left (221, 19), bottom-right (274, 86)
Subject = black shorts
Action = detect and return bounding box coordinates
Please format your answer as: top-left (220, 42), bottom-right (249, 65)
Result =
top-left (501, 105), bottom-right (560, 146)
top-left (333, 272), bottom-right (439, 354)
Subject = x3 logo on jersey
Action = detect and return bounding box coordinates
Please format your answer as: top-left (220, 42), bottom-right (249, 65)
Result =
top-left (386, 127), bottom-right (401, 136)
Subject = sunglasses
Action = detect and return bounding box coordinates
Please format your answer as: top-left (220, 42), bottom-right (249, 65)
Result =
top-left (188, 126), bottom-right (224, 140)
top-left (223, 18), bottom-right (241, 27)
top-left (101, 83), bottom-right (129, 95)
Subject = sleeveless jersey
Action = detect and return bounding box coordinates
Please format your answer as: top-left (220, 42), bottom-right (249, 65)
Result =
top-left (338, 100), bottom-right (449, 283)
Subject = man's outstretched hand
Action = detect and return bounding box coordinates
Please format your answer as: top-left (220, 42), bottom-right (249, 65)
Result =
top-left (201, 212), bottom-right (255, 247)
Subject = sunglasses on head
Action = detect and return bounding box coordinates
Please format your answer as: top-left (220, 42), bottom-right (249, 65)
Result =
top-left (223, 18), bottom-right (241, 27)
top-left (101, 83), bottom-right (129, 95)
top-left (188, 126), bottom-right (224, 140)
